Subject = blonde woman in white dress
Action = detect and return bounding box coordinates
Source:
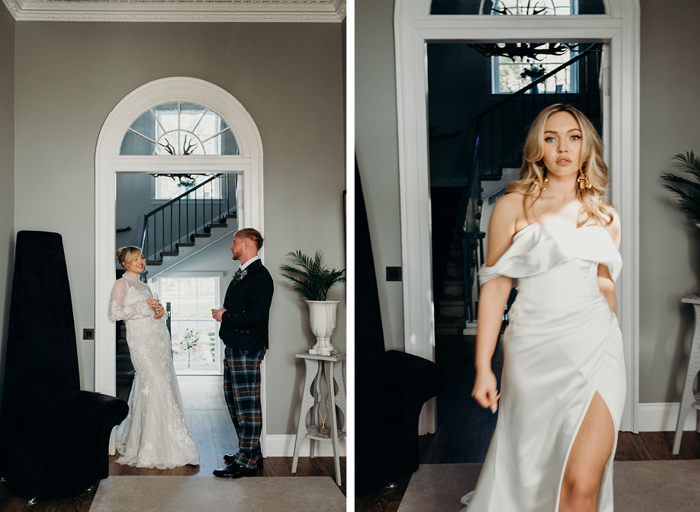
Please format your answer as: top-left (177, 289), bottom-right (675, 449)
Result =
top-left (464, 104), bottom-right (625, 512)
top-left (109, 246), bottom-right (199, 469)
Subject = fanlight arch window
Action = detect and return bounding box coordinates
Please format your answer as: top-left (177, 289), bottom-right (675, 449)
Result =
top-left (120, 102), bottom-right (240, 156)
top-left (430, 0), bottom-right (606, 16)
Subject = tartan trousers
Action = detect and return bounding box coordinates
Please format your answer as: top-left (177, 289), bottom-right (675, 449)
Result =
top-left (223, 347), bottom-right (265, 469)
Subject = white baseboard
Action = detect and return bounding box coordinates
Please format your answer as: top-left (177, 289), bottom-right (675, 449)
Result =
top-left (264, 434), bottom-right (346, 457)
top-left (638, 402), bottom-right (699, 432)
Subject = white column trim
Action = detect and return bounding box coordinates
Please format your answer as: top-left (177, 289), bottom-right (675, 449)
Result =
top-left (394, 0), bottom-right (640, 433)
top-left (94, 77), bottom-right (266, 449)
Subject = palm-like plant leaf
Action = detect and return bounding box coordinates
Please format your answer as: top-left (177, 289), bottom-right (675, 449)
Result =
top-left (661, 151), bottom-right (700, 224)
top-left (279, 250), bottom-right (346, 301)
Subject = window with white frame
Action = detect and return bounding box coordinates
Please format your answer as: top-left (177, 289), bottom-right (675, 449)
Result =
top-left (153, 174), bottom-right (225, 200)
top-left (488, 1), bottom-right (581, 94)
top-left (156, 275), bottom-right (223, 375)
top-left (492, 49), bottom-right (579, 94)
top-left (430, 0), bottom-right (606, 16)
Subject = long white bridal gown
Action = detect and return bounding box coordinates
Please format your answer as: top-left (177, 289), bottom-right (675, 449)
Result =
top-left (463, 222), bottom-right (626, 512)
top-left (109, 273), bottom-right (200, 469)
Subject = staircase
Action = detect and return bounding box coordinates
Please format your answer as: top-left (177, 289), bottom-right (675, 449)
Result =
top-left (432, 188), bottom-right (470, 335)
top-left (141, 174), bottom-right (239, 279)
top-left (433, 43), bottom-right (603, 335)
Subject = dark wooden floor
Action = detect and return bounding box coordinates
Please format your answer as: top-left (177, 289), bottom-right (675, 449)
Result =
top-left (355, 334), bottom-right (700, 512)
top-left (0, 376), bottom-right (345, 511)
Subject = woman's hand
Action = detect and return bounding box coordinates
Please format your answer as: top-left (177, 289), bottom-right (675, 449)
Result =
top-left (147, 299), bottom-right (163, 318)
top-left (472, 368), bottom-right (500, 413)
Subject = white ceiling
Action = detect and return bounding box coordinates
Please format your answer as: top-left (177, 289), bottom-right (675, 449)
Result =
top-left (2, 0), bottom-right (346, 22)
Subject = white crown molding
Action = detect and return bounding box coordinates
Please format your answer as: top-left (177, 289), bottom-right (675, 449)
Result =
top-left (2, 0), bottom-right (345, 22)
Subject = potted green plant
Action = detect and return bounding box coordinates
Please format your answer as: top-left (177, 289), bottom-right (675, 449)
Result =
top-left (661, 151), bottom-right (700, 227)
top-left (280, 250), bottom-right (345, 355)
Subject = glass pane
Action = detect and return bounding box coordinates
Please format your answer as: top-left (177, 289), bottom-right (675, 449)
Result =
top-left (430, 0), bottom-right (605, 15)
top-left (181, 133), bottom-right (205, 156)
top-left (120, 130), bottom-right (155, 155)
top-left (221, 129), bottom-right (239, 155)
top-left (157, 176), bottom-right (189, 199)
top-left (153, 102), bottom-right (180, 133)
top-left (179, 279), bottom-right (197, 297)
top-left (155, 133), bottom-right (180, 155)
top-left (180, 102), bottom-right (208, 132)
top-left (197, 278), bottom-right (216, 298)
top-left (161, 278), bottom-right (179, 296)
top-left (131, 110), bottom-right (157, 140)
top-left (178, 299), bottom-right (198, 318)
top-left (197, 300), bottom-right (216, 318)
top-left (495, 48), bottom-right (578, 94)
top-left (195, 110), bottom-right (223, 141)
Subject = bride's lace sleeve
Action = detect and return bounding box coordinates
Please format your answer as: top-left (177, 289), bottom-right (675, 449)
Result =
top-left (109, 279), bottom-right (154, 321)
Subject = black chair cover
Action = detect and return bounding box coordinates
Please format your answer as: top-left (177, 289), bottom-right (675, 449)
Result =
top-left (0, 231), bottom-right (128, 500)
top-left (355, 163), bottom-right (448, 493)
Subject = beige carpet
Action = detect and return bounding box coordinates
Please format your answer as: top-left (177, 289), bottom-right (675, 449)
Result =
top-left (397, 460), bottom-right (700, 512)
top-left (90, 476), bottom-right (346, 512)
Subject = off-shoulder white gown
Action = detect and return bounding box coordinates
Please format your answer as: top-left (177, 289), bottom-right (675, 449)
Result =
top-left (462, 222), bottom-right (626, 512)
top-left (109, 273), bottom-right (200, 469)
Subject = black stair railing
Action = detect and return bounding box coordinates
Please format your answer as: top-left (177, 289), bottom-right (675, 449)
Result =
top-left (141, 174), bottom-right (238, 264)
top-left (460, 43), bottom-right (603, 323)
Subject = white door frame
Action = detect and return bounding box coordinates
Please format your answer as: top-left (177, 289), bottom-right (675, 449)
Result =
top-left (94, 77), bottom-right (266, 449)
top-left (394, 0), bottom-right (640, 433)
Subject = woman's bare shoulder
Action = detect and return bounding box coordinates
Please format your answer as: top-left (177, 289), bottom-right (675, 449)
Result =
top-left (492, 192), bottom-right (530, 228)
top-left (485, 193), bottom-right (527, 266)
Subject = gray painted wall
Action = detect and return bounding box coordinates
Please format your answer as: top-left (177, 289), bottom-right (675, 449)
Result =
top-left (356, 0), bottom-right (700, 404)
top-left (639, 0), bottom-right (700, 403)
top-left (0, 4), bottom-right (15, 413)
top-left (116, 173), bottom-right (153, 250)
top-left (13, 22), bottom-right (345, 436)
top-left (356, 0), bottom-right (404, 352)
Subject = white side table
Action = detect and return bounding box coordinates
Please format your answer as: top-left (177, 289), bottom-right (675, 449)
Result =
top-left (673, 294), bottom-right (700, 454)
top-left (291, 352), bottom-right (346, 486)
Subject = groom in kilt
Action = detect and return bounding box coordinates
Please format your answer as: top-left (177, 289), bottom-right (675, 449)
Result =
top-left (212, 228), bottom-right (274, 478)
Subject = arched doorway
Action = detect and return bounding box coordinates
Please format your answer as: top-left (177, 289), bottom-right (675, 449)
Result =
top-left (94, 77), bottom-right (265, 448)
top-left (394, 0), bottom-right (640, 433)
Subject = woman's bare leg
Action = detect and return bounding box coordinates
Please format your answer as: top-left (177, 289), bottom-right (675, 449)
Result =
top-left (559, 392), bottom-right (615, 512)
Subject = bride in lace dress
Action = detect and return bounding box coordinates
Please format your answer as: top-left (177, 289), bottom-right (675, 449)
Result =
top-left (109, 246), bottom-right (199, 469)
top-left (464, 105), bottom-right (625, 511)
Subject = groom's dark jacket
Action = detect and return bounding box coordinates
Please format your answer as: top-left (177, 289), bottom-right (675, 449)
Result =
top-left (219, 259), bottom-right (274, 351)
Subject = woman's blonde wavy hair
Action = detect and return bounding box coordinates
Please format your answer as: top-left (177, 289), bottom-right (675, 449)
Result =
top-left (505, 103), bottom-right (614, 226)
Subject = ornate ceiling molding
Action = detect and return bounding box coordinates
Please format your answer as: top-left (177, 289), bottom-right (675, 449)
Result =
top-left (2, 0), bottom-right (345, 22)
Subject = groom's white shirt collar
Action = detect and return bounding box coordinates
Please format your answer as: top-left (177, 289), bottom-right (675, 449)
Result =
top-left (240, 255), bottom-right (260, 272)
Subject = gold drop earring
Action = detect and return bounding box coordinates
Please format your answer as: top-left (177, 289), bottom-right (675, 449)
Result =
top-left (577, 163), bottom-right (592, 190)
top-left (540, 165), bottom-right (548, 191)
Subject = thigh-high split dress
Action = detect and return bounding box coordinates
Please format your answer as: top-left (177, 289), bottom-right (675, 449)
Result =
top-left (463, 222), bottom-right (626, 511)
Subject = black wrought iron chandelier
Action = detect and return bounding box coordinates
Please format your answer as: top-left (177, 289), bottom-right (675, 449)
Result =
top-left (468, 1), bottom-right (579, 61)
top-left (468, 42), bottom-right (580, 62)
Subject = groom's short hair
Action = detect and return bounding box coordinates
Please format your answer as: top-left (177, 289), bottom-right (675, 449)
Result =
top-left (236, 228), bottom-right (264, 250)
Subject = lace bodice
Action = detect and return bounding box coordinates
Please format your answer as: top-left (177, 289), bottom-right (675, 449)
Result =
top-left (109, 274), bottom-right (160, 322)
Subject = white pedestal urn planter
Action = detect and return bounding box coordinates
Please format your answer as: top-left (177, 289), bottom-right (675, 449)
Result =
top-left (307, 300), bottom-right (340, 356)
